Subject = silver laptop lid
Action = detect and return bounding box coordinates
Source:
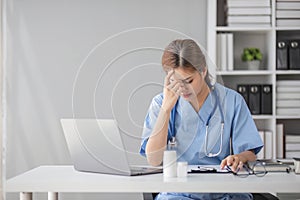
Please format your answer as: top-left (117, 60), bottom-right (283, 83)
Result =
top-left (61, 119), bottom-right (131, 176)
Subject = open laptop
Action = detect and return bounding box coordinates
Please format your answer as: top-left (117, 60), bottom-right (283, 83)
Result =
top-left (61, 118), bottom-right (162, 176)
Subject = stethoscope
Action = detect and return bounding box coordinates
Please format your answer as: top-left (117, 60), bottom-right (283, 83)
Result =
top-left (168, 86), bottom-right (225, 157)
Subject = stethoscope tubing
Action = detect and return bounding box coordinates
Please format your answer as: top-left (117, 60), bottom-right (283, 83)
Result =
top-left (168, 86), bottom-right (225, 157)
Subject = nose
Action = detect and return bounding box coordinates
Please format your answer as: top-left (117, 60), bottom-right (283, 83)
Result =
top-left (180, 83), bottom-right (189, 91)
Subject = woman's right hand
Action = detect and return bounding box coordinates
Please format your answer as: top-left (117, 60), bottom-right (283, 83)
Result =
top-left (161, 70), bottom-right (182, 112)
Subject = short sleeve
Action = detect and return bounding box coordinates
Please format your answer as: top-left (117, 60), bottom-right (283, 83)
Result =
top-left (139, 94), bottom-right (164, 156)
top-left (231, 93), bottom-right (264, 155)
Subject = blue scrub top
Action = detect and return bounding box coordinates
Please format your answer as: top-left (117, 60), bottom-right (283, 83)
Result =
top-left (140, 83), bottom-right (263, 165)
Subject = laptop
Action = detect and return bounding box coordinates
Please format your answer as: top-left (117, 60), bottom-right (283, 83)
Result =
top-left (60, 118), bottom-right (162, 176)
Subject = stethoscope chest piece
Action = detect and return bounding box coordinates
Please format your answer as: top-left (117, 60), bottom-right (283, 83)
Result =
top-left (168, 136), bottom-right (177, 150)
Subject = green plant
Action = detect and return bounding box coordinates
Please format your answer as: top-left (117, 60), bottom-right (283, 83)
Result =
top-left (241, 48), bottom-right (263, 62)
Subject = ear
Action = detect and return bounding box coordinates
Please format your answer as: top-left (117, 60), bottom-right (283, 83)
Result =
top-left (201, 68), bottom-right (207, 78)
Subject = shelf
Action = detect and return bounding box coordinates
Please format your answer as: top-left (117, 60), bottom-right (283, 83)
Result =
top-left (209, 0), bottom-right (300, 159)
top-left (216, 70), bottom-right (273, 76)
top-left (276, 27), bottom-right (300, 31)
top-left (276, 70), bottom-right (300, 75)
top-left (276, 116), bottom-right (300, 119)
top-left (216, 26), bottom-right (300, 32)
top-left (216, 26), bottom-right (272, 33)
top-left (253, 115), bottom-right (274, 120)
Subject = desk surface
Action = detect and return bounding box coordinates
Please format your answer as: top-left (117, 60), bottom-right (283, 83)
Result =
top-left (6, 165), bottom-right (300, 193)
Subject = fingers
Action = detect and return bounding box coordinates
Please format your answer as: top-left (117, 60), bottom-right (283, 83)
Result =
top-left (168, 81), bottom-right (180, 93)
top-left (175, 87), bottom-right (183, 96)
top-left (237, 161), bottom-right (244, 170)
top-left (164, 71), bottom-right (182, 96)
top-left (164, 70), bottom-right (174, 86)
top-left (220, 159), bottom-right (227, 169)
top-left (162, 70), bottom-right (181, 111)
top-left (230, 159), bottom-right (239, 172)
top-left (226, 156), bottom-right (235, 166)
top-left (220, 155), bottom-right (242, 172)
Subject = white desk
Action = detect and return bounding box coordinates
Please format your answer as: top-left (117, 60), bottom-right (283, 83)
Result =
top-left (6, 165), bottom-right (300, 200)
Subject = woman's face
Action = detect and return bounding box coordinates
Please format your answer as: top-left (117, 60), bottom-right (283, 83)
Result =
top-left (169, 67), bottom-right (207, 101)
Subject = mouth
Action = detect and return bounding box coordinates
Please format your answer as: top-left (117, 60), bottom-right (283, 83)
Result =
top-left (182, 93), bottom-right (191, 98)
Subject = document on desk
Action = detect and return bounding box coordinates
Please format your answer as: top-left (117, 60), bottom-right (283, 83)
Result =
top-left (188, 165), bottom-right (229, 173)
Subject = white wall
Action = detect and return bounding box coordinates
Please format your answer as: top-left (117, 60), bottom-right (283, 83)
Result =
top-left (4, 0), bottom-right (207, 199)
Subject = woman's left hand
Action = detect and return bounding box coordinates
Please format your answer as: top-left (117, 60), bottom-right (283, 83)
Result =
top-left (220, 155), bottom-right (244, 172)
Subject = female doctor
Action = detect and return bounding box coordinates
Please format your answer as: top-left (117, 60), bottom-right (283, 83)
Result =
top-left (140, 39), bottom-right (264, 200)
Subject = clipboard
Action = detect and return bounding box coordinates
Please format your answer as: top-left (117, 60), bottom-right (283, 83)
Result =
top-left (188, 165), bottom-right (229, 174)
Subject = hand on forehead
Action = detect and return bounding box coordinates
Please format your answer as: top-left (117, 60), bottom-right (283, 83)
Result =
top-left (171, 68), bottom-right (197, 81)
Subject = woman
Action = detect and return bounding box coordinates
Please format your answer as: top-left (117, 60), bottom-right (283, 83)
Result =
top-left (140, 39), bottom-right (263, 200)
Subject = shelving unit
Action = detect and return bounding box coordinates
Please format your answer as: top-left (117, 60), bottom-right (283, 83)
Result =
top-left (207, 0), bottom-right (300, 159)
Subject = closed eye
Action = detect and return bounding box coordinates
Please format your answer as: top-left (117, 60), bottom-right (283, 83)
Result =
top-left (185, 79), bottom-right (193, 84)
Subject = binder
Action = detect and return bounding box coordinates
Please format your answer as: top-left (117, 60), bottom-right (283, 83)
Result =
top-left (237, 85), bottom-right (249, 106)
top-left (276, 124), bottom-right (284, 159)
top-left (220, 34), bottom-right (227, 71)
top-left (276, 41), bottom-right (288, 70)
top-left (289, 40), bottom-right (300, 70)
top-left (261, 84), bottom-right (272, 114)
top-left (249, 85), bottom-right (261, 114)
top-left (227, 33), bottom-right (234, 71)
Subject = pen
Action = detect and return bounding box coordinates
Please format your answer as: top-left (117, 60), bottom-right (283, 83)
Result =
top-left (190, 169), bottom-right (217, 173)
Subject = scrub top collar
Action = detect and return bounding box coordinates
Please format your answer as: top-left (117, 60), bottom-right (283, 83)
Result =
top-left (177, 88), bottom-right (216, 125)
top-left (174, 90), bottom-right (218, 162)
top-left (198, 90), bottom-right (215, 124)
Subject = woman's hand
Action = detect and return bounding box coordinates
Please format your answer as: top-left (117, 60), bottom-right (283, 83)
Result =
top-left (161, 70), bottom-right (182, 112)
top-left (220, 150), bottom-right (256, 172)
top-left (220, 155), bottom-right (244, 172)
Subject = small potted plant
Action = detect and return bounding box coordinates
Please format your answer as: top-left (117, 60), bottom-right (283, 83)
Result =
top-left (241, 48), bottom-right (263, 70)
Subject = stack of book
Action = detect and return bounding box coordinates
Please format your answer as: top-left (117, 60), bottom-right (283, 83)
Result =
top-left (257, 130), bottom-right (273, 160)
top-left (216, 33), bottom-right (234, 71)
top-left (226, 0), bottom-right (271, 27)
top-left (276, 80), bottom-right (300, 116)
top-left (251, 160), bottom-right (292, 173)
top-left (285, 134), bottom-right (300, 158)
top-left (276, 0), bottom-right (300, 27)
